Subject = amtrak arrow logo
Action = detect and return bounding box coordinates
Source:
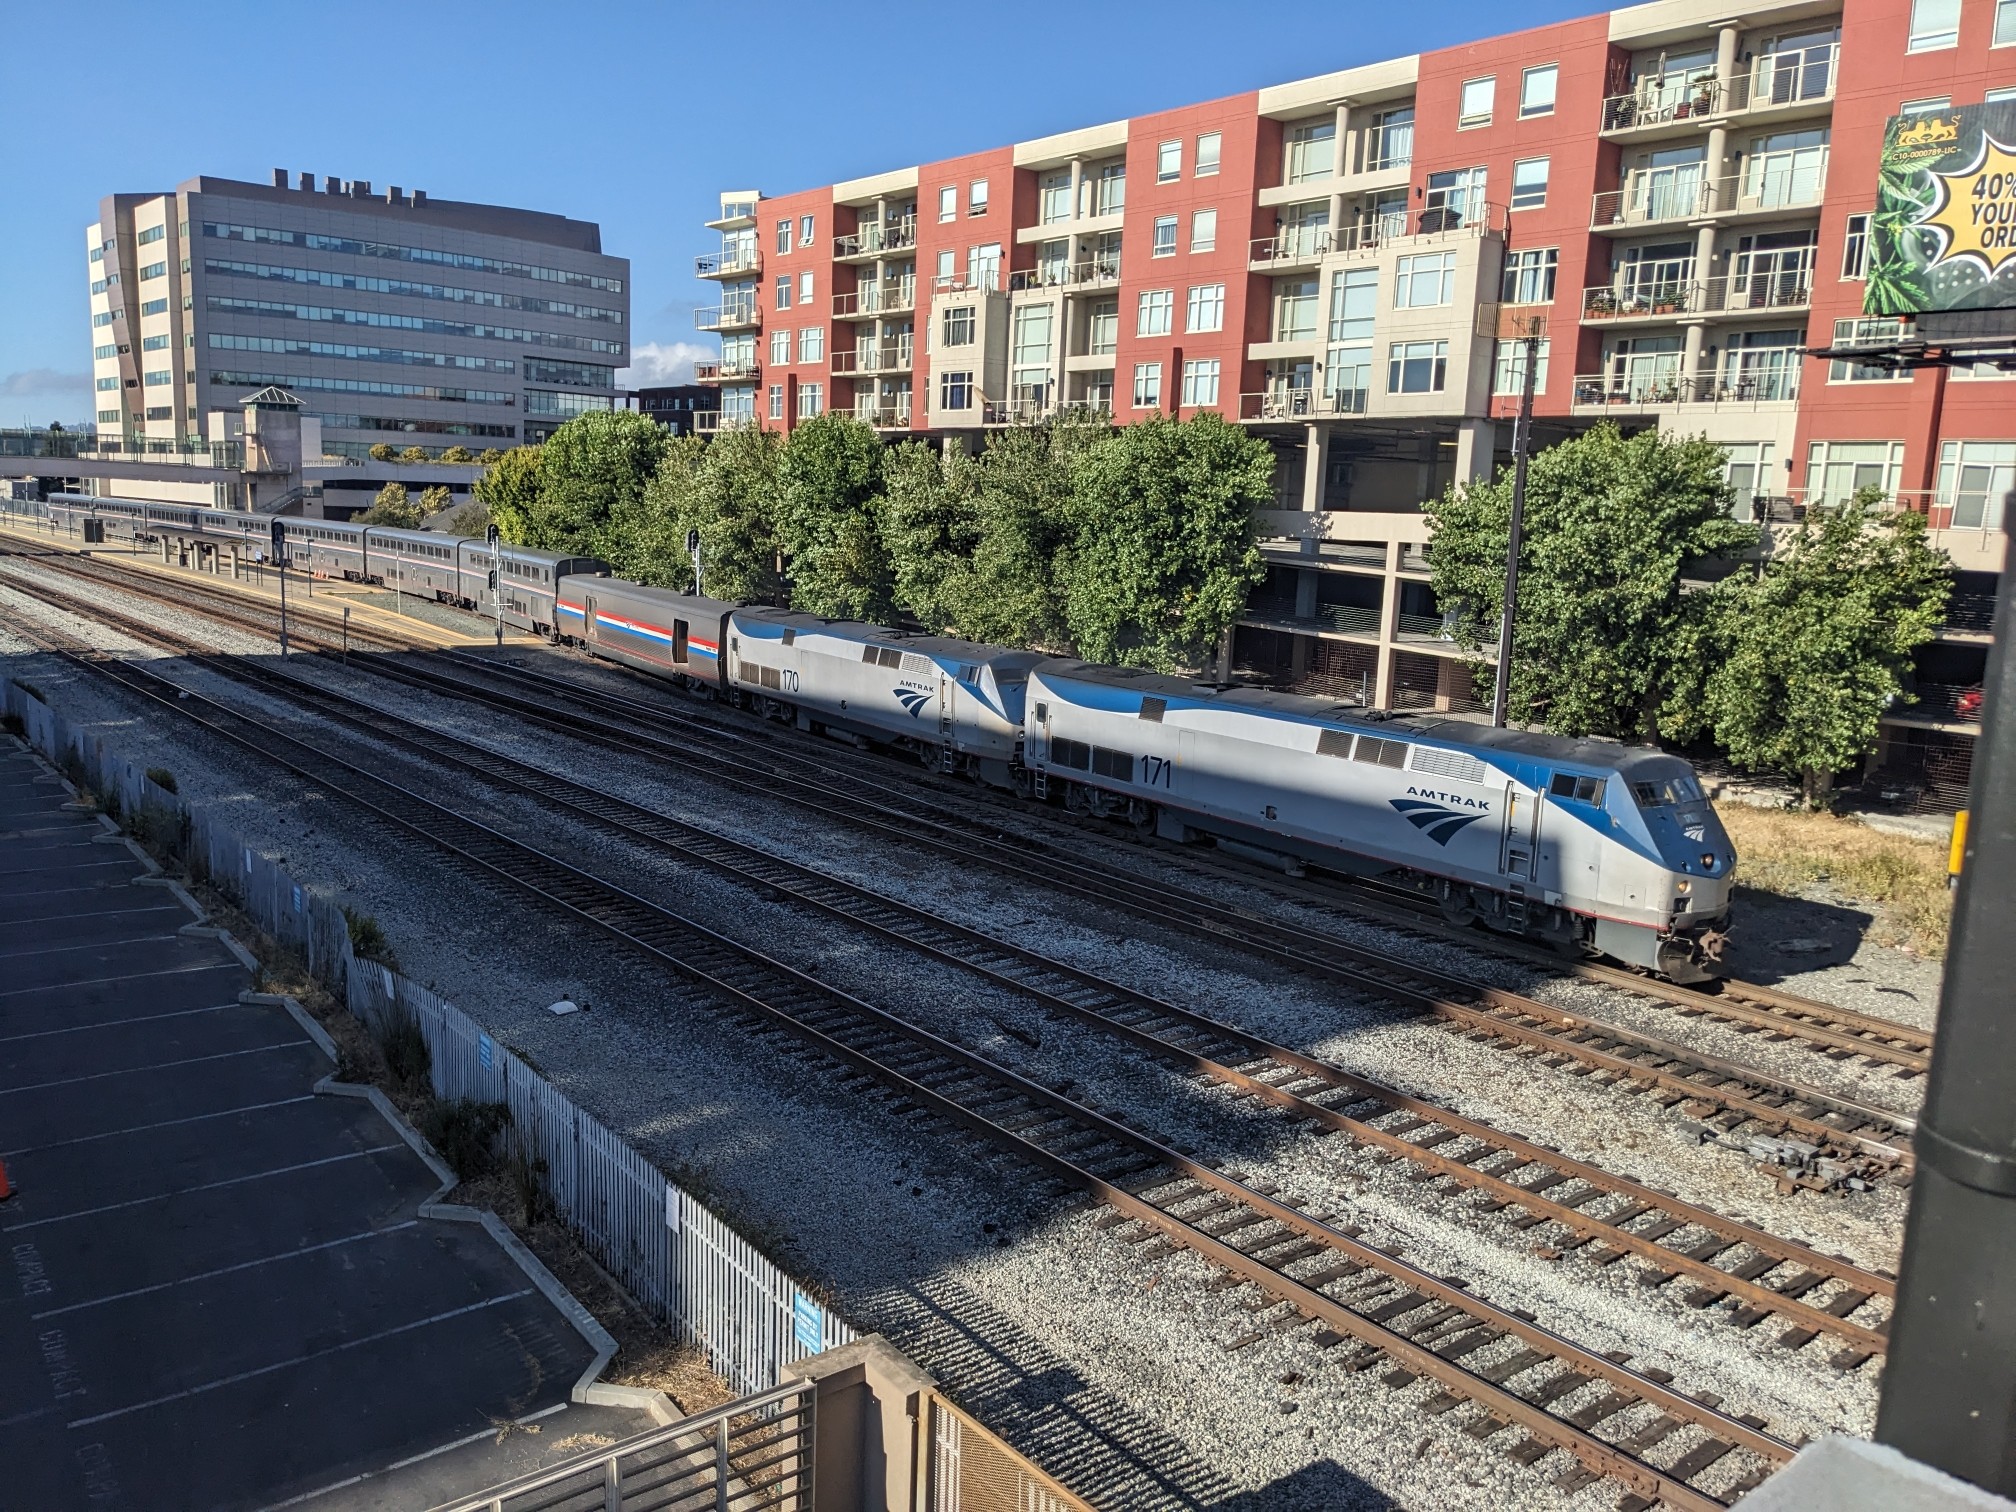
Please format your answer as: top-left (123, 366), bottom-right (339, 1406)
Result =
top-left (1390, 798), bottom-right (1489, 846)
top-left (893, 688), bottom-right (932, 717)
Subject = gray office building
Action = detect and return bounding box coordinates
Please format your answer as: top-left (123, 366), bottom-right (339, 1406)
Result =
top-left (88, 171), bottom-right (629, 458)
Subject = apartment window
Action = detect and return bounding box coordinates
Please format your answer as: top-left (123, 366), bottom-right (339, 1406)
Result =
top-left (142, 334), bottom-right (171, 351)
top-left (144, 369), bottom-right (173, 386)
top-left (1902, 96), bottom-right (1953, 114)
top-left (1511, 157), bottom-right (1550, 210)
top-left (1998, 0), bottom-right (2016, 46)
top-left (1492, 338), bottom-right (1550, 395)
top-left (1152, 216), bottom-right (1178, 257)
top-left (1521, 64), bottom-right (1558, 117)
top-left (770, 329), bottom-right (791, 365)
top-left (1808, 440), bottom-right (1903, 505)
top-left (940, 371), bottom-right (973, 411)
top-left (1186, 283), bottom-right (1225, 333)
top-left (1842, 213), bottom-right (1872, 279)
top-left (1089, 298), bottom-right (1119, 355)
top-left (1274, 278), bottom-right (1319, 341)
top-left (936, 250), bottom-right (956, 282)
top-left (1092, 162), bottom-right (1126, 216)
top-left (768, 385), bottom-right (784, 420)
top-left (1721, 441), bottom-right (1778, 520)
top-left (969, 179), bottom-right (989, 216)
top-left (777, 219), bottom-right (792, 255)
top-left (1366, 107), bottom-right (1414, 171)
top-left (1388, 339), bottom-right (1449, 393)
top-left (140, 262), bottom-right (167, 281)
top-left (1988, 86), bottom-right (2016, 102)
top-left (1137, 289), bottom-right (1174, 336)
top-left (1157, 140), bottom-right (1182, 184)
top-left (1285, 119), bottom-right (1336, 184)
top-left (969, 242), bottom-right (1002, 289)
top-left (1196, 131), bottom-right (1221, 176)
top-left (1501, 247), bottom-right (1558, 304)
top-left (1132, 361), bottom-right (1162, 408)
top-left (799, 326), bottom-right (824, 362)
top-left (1039, 170), bottom-right (1072, 225)
top-left (939, 186), bottom-right (957, 223)
top-left (1830, 316), bottom-right (1910, 380)
top-left (1394, 251), bottom-right (1455, 308)
top-left (799, 271), bottom-right (814, 304)
top-left (1909, 0), bottom-right (1960, 50)
top-left (1937, 441), bottom-right (2016, 528)
top-left (1181, 359), bottom-right (1220, 406)
top-left (1425, 167), bottom-right (1487, 227)
top-left (1325, 267), bottom-right (1377, 410)
top-left (942, 306), bottom-right (975, 347)
top-left (800, 215), bottom-right (815, 249)
top-left (1012, 304), bottom-right (1053, 365)
top-left (1459, 77), bottom-right (1495, 128)
top-left (775, 275), bottom-right (793, 310)
top-left (800, 383), bottom-right (824, 418)
top-left (1191, 208), bottom-right (1217, 252)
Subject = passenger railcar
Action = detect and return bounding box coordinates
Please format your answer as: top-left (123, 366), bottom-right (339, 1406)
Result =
top-left (1025, 662), bottom-right (1732, 979)
top-left (561, 577), bottom-right (737, 687)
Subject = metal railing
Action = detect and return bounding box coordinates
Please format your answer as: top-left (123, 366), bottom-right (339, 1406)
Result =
top-left (1580, 272), bottom-right (1814, 319)
top-left (832, 281), bottom-right (916, 317)
top-left (1591, 165), bottom-right (1829, 228)
top-left (694, 359), bottom-right (760, 383)
top-left (1726, 44), bottom-right (1840, 112)
top-left (695, 249), bottom-right (761, 279)
top-left (1599, 46), bottom-right (1837, 131)
top-left (1250, 231), bottom-right (1334, 266)
top-left (1571, 370), bottom-right (1803, 407)
top-left (1006, 258), bottom-right (1121, 292)
top-left (1395, 611), bottom-right (1454, 640)
top-left (931, 268), bottom-right (1001, 295)
top-left (695, 304), bottom-right (760, 333)
top-left (1237, 387), bottom-right (1370, 421)
top-left (831, 341), bottom-right (914, 375)
top-left (833, 217), bottom-right (917, 258)
top-left (851, 402), bottom-right (913, 427)
top-left (438, 1382), bottom-right (814, 1512)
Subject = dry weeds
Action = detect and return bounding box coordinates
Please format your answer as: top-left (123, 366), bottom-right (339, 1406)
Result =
top-left (1715, 803), bottom-right (1954, 957)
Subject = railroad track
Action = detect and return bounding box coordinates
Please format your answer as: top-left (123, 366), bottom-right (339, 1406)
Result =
top-left (7, 577), bottom-right (1895, 1367)
top-left (24, 637), bottom-right (1804, 1510)
top-left (0, 547), bottom-right (1925, 1177)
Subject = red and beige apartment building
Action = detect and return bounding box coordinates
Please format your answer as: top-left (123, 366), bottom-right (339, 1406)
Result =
top-left (698, 0), bottom-right (2012, 807)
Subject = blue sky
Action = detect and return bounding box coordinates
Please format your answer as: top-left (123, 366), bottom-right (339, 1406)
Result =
top-left (0, 0), bottom-right (1599, 428)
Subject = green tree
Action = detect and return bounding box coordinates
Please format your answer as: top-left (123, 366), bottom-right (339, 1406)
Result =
top-left (530, 410), bottom-right (670, 559)
top-left (1061, 412), bottom-right (1272, 670)
top-left (952, 419), bottom-right (1100, 650)
top-left (1690, 493), bottom-right (1951, 808)
top-left (417, 484), bottom-right (454, 519)
top-left (475, 446), bottom-right (545, 545)
top-left (477, 448), bottom-right (504, 464)
top-left (357, 482), bottom-right (422, 527)
top-left (368, 442), bottom-right (395, 462)
top-left (776, 413), bottom-right (891, 620)
top-left (399, 445), bottom-right (429, 465)
top-left (881, 440), bottom-right (981, 634)
top-left (439, 444), bottom-right (474, 463)
top-left (636, 424), bottom-right (785, 601)
top-left (1427, 423), bottom-right (1758, 740)
top-left (440, 497), bottom-right (494, 537)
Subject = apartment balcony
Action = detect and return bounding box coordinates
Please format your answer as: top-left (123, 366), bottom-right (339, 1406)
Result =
top-left (834, 218), bottom-right (918, 260)
top-left (1579, 273), bottom-right (1813, 321)
top-left (1591, 168), bottom-right (1827, 232)
top-left (1237, 387), bottom-right (1370, 423)
top-left (1570, 370), bottom-right (1802, 410)
top-left (695, 249), bottom-right (761, 280)
top-left (693, 358), bottom-right (760, 385)
top-left (931, 269), bottom-right (1002, 296)
top-left (851, 400), bottom-right (914, 428)
top-left (1328, 201), bottom-right (1507, 259)
top-left (695, 304), bottom-right (760, 333)
top-left (1249, 232), bottom-right (1333, 272)
top-left (831, 341), bottom-right (915, 376)
top-left (1599, 46), bottom-right (1838, 138)
top-left (1245, 597), bottom-right (1386, 640)
top-left (1007, 258), bottom-right (1122, 294)
top-left (832, 282), bottom-right (916, 319)
top-left (706, 198), bottom-right (759, 231)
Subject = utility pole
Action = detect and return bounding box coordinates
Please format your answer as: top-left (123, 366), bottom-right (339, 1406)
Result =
top-left (1875, 549), bottom-right (2016, 1492)
top-left (1491, 318), bottom-right (1543, 729)
top-left (270, 519), bottom-right (289, 658)
top-left (487, 522), bottom-right (504, 648)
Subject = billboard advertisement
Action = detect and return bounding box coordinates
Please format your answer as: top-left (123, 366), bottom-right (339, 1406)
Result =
top-left (1867, 101), bottom-right (2016, 315)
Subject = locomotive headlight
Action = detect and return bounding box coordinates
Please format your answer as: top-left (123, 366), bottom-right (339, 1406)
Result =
top-left (1674, 879), bottom-right (1691, 894)
top-left (1701, 852), bottom-right (1716, 870)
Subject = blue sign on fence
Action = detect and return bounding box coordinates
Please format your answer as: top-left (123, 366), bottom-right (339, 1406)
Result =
top-left (792, 1290), bottom-right (823, 1351)
top-left (291, 884), bottom-right (303, 913)
top-left (478, 1032), bottom-right (494, 1071)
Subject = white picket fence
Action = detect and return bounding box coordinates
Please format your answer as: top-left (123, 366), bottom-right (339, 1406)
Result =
top-left (2, 677), bottom-right (853, 1398)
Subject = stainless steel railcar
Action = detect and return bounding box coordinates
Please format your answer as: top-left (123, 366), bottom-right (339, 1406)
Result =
top-left (558, 577), bottom-right (736, 686)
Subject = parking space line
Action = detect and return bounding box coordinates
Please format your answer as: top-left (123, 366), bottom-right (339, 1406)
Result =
top-left (0, 961), bottom-right (243, 1000)
top-left (64, 1289), bottom-right (537, 1429)
top-left (34, 1221), bottom-right (420, 1319)
top-left (2, 1144), bottom-right (405, 1232)
top-left (260, 1401), bottom-right (575, 1507)
top-left (0, 932), bottom-right (184, 962)
top-left (2, 1095), bottom-right (317, 1158)
top-left (0, 901), bottom-right (184, 928)
top-left (0, 1040), bottom-right (300, 1098)
top-left (0, 1001), bottom-right (237, 1045)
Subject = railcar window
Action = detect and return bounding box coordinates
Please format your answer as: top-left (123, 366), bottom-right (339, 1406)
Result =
top-left (1138, 697), bottom-right (1166, 723)
top-left (1353, 736), bottom-right (1408, 768)
top-left (1316, 730), bottom-right (1355, 759)
top-left (1051, 737), bottom-right (1091, 770)
top-left (1550, 773), bottom-right (1606, 804)
top-left (1091, 747), bottom-right (1133, 781)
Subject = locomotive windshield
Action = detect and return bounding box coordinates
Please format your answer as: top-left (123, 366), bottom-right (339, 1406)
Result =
top-left (1630, 772), bottom-right (1703, 807)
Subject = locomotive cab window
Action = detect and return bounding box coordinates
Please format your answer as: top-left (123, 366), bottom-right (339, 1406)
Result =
top-left (1631, 774), bottom-right (1701, 807)
top-left (1550, 773), bottom-right (1605, 804)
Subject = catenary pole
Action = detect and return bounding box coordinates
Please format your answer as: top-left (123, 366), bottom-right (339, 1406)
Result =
top-left (1491, 327), bottom-right (1541, 728)
top-left (1875, 530), bottom-right (2016, 1491)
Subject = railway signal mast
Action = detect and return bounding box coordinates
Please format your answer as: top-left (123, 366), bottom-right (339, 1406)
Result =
top-left (488, 523), bottom-right (504, 648)
top-left (270, 519), bottom-right (288, 658)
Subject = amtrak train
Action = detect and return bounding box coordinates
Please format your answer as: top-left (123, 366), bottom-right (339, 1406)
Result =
top-left (6, 494), bottom-right (1735, 980)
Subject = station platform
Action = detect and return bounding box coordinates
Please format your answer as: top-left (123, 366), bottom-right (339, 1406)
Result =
top-left (0, 739), bottom-right (647, 1509)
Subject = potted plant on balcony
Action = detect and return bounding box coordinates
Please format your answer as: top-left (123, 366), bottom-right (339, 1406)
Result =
top-left (1652, 284), bottom-right (1684, 315)
top-left (1586, 288), bottom-right (1619, 318)
top-left (1693, 79), bottom-right (1716, 116)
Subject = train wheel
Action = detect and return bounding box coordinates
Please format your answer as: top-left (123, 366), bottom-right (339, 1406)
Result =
top-left (1439, 892), bottom-right (1478, 928)
top-left (1128, 800), bottom-right (1157, 834)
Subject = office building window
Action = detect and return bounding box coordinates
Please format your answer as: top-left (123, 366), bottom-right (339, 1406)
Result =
top-left (799, 326), bottom-right (823, 362)
top-left (1492, 338), bottom-right (1550, 395)
top-left (1158, 140), bottom-right (1182, 182)
top-left (1186, 283), bottom-right (1225, 332)
top-left (146, 406), bottom-right (173, 421)
top-left (969, 179), bottom-right (989, 215)
top-left (1180, 358), bottom-right (1220, 407)
top-left (1909, 0), bottom-right (1960, 49)
top-left (97, 409), bottom-right (120, 423)
top-left (1137, 289), bottom-right (1174, 336)
top-left (1460, 77), bottom-right (1495, 128)
top-left (800, 383), bottom-right (824, 418)
top-left (1196, 131), bottom-right (1221, 176)
top-left (1388, 339), bottom-right (1449, 393)
top-left (1191, 208), bottom-right (1217, 252)
top-left (775, 276), bottom-right (792, 310)
top-left (1153, 216), bottom-right (1178, 257)
top-left (1501, 247), bottom-right (1558, 304)
top-left (96, 376), bottom-right (119, 391)
top-left (1285, 118), bottom-right (1335, 183)
top-left (939, 186), bottom-right (957, 222)
top-left (94, 343), bottom-right (117, 360)
top-left (140, 262), bottom-right (167, 280)
top-left (142, 334), bottom-right (170, 351)
top-left (1395, 251), bottom-right (1455, 308)
top-left (145, 369), bottom-right (173, 386)
top-left (1842, 213), bottom-right (1871, 279)
top-left (136, 224), bottom-right (165, 245)
top-left (1521, 64), bottom-right (1558, 117)
top-left (777, 219), bottom-right (792, 254)
top-left (93, 311), bottom-right (115, 327)
top-left (770, 329), bottom-right (791, 365)
top-left (1511, 157), bottom-right (1550, 209)
top-left (140, 298), bottom-right (168, 315)
top-left (939, 371), bottom-right (973, 410)
top-left (1132, 362), bottom-right (1162, 408)
top-left (942, 306), bottom-right (975, 347)
top-left (800, 215), bottom-right (815, 248)
top-left (799, 271), bottom-right (814, 304)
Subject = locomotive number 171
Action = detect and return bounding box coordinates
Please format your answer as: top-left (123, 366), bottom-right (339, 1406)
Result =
top-left (1139, 754), bottom-right (1175, 788)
